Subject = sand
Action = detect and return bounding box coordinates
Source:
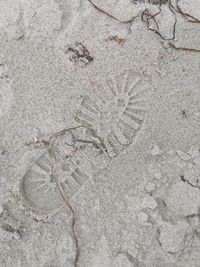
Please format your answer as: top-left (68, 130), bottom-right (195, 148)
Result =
top-left (1, 0), bottom-right (200, 266)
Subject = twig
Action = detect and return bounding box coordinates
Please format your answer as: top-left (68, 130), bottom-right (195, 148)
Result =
top-left (38, 125), bottom-right (110, 266)
top-left (169, 42), bottom-right (200, 52)
top-left (49, 125), bottom-right (109, 156)
top-left (142, 0), bottom-right (177, 41)
top-left (141, 8), bottom-right (160, 32)
top-left (48, 126), bottom-right (83, 148)
top-left (87, 0), bottom-right (141, 24)
top-left (171, 0), bottom-right (200, 23)
top-left (52, 167), bottom-right (80, 267)
top-left (87, 0), bottom-right (200, 52)
top-left (65, 42), bottom-right (94, 65)
top-left (104, 35), bottom-right (127, 46)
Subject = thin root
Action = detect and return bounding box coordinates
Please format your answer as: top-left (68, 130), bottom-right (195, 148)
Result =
top-left (87, 0), bottom-right (200, 52)
top-left (169, 42), bottom-right (200, 52)
top-left (53, 168), bottom-right (80, 267)
top-left (87, 0), bottom-right (141, 25)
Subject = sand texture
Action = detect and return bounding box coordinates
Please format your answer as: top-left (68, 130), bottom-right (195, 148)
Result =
top-left (1, 0), bottom-right (200, 266)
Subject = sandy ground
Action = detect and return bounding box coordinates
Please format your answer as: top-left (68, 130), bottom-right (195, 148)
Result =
top-left (1, 0), bottom-right (200, 266)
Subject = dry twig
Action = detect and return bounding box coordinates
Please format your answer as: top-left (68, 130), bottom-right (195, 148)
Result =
top-left (171, 0), bottom-right (200, 23)
top-left (104, 35), bottom-right (127, 46)
top-left (141, 1), bottom-right (177, 41)
top-left (34, 125), bottom-right (109, 267)
top-left (169, 42), bottom-right (200, 52)
top-left (87, 0), bottom-right (200, 52)
top-left (87, 0), bottom-right (140, 24)
top-left (54, 171), bottom-right (80, 267)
